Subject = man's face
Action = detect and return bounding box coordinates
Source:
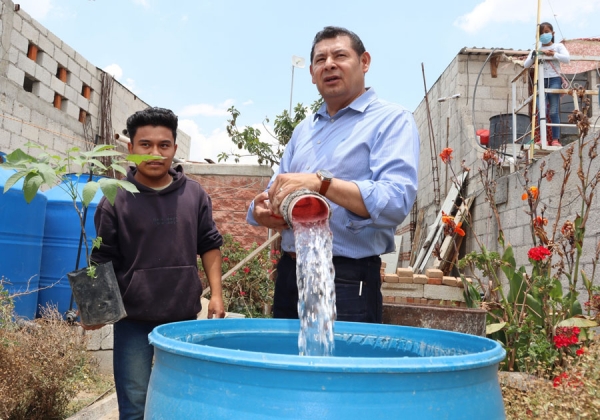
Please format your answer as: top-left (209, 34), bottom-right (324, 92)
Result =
top-left (128, 125), bottom-right (177, 188)
top-left (310, 35), bottom-right (370, 113)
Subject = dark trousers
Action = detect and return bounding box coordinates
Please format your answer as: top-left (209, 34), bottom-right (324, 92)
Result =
top-left (273, 252), bottom-right (382, 323)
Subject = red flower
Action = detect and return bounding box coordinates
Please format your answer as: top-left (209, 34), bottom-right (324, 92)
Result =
top-left (439, 148), bottom-right (453, 163)
top-left (576, 348), bottom-right (585, 356)
top-left (271, 259), bottom-right (278, 264)
top-left (527, 246), bottom-right (551, 261)
top-left (240, 291), bottom-right (247, 296)
top-left (553, 372), bottom-right (569, 388)
top-left (243, 267), bottom-right (250, 274)
top-left (441, 211), bottom-right (454, 225)
top-left (223, 257), bottom-right (229, 262)
top-left (533, 216), bottom-right (548, 228)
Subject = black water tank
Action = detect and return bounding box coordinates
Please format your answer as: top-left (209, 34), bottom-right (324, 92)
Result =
top-left (488, 114), bottom-right (530, 149)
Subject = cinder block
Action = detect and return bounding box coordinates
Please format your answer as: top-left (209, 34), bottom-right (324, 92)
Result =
top-left (6, 63), bottom-right (25, 86)
top-left (32, 82), bottom-right (54, 103)
top-left (53, 47), bottom-right (68, 67)
top-left (413, 274), bottom-right (428, 284)
top-left (424, 284), bottom-right (465, 302)
top-left (381, 283), bottom-right (424, 298)
top-left (37, 35), bottom-right (54, 56)
top-left (10, 29), bottom-right (29, 53)
top-left (442, 276), bottom-right (459, 287)
top-left (21, 21), bottom-right (39, 44)
top-left (21, 123), bottom-right (39, 141)
top-left (384, 274), bottom-right (399, 283)
top-left (425, 268), bottom-right (443, 279)
top-left (8, 46), bottom-right (19, 65)
top-left (34, 65), bottom-right (52, 86)
top-left (51, 76), bottom-right (65, 96)
top-left (67, 56), bottom-right (81, 77)
top-left (17, 52), bottom-right (36, 77)
top-left (62, 99), bottom-right (80, 119)
top-left (64, 84), bottom-right (78, 102)
top-left (396, 267), bottom-right (414, 278)
top-left (37, 51), bottom-right (57, 73)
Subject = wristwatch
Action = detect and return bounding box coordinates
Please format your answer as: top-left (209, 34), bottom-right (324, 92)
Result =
top-left (316, 169), bottom-right (333, 196)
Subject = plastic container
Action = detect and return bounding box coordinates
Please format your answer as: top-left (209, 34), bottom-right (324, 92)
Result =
top-left (0, 155), bottom-right (47, 319)
top-left (476, 128), bottom-right (490, 146)
top-left (489, 114), bottom-right (529, 149)
top-left (37, 174), bottom-right (103, 317)
top-left (146, 319), bottom-right (506, 419)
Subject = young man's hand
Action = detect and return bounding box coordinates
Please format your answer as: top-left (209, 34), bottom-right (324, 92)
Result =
top-left (207, 296), bottom-right (226, 319)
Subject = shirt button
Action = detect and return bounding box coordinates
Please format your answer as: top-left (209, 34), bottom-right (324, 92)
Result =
top-left (330, 119), bottom-right (334, 122)
top-left (317, 140), bottom-right (321, 144)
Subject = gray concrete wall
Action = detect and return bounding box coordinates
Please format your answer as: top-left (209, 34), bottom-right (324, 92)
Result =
top-left (0, 0), bottom-right (190, 159)
top-left (408, 49), bottom-right (600, 299)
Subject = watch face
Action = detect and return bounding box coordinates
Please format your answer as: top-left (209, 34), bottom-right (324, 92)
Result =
top-left (318, 169), bottom-right (333, 180)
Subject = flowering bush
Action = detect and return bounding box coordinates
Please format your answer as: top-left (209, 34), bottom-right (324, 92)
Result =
top-left (199, 234), bottom-right (279, 317)
top-left (442, 103), bottom-right (600, 374)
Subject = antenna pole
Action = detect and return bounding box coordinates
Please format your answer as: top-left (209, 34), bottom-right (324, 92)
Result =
top-left (289, 65), bottom-right (295, 115)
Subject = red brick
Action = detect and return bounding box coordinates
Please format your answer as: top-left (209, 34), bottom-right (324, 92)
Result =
top-left (427, 278), bottom-right (442, 285)
top-left (383, 296), bottom-right (395, 303)
top-left (425, 268), bottom-right (444, 279)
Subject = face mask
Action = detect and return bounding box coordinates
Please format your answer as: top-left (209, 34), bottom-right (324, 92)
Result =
top-left (540, 33), bottom-right (552, 44)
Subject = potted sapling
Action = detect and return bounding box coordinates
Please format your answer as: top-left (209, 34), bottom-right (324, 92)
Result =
top-left (0, 143), bottom-right (159, 325)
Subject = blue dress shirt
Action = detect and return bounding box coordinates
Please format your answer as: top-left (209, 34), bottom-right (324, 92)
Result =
top-left (247, 88), bottom-right (419, 259)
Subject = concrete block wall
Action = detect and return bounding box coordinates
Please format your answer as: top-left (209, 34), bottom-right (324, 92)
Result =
top-left (184, 163), bottom-right (273, 249)
top-left (0, 0), bottom-right (190, 160)
top-left (409, 48), bottom-right (600, 301)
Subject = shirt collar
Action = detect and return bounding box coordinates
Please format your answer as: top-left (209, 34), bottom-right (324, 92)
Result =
top-left (313, 87), bottom-right (377, 121)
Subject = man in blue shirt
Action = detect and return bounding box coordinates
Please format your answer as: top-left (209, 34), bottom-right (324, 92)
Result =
top-left (247, 26), bottom-right (419, 323)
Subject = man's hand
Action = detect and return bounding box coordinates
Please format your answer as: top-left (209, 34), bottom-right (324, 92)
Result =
top-left (252, 191), bottom-right (290, 230)
top-left (207, 295), bottom-right (226, 319)
top-left (80, 322), bottom-right (105, 331)
top-left (268, 173), bottom-right (321, 215)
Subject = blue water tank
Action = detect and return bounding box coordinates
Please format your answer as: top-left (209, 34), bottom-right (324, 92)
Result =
top-left (38, 174), bottom-right (103, 317)
top-left (147, 319), bottom-right (506, 419)
top-left (0, 152), bottom-right (47, 319)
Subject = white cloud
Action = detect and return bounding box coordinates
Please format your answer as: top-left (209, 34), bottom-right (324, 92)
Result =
top-left (132, 0), bottom-right (150, 8)
top-left (183, 119), bottom-right (278, 166)
top-left (17, 0), bottom-right (53, 20)
top-left (103, 64), bottom-right (123, 79)
top-left (179, 100), bottom-right (235, 117)
top-left (123, 77), bottom-right (137, 93)
top-left (243, 99), bottom-right (254, 106)
top-left (455, 0), bottom-right (600, 33)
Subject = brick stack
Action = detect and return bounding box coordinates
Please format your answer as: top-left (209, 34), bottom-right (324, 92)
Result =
top-left (381, 268), bottom-right (472, 307)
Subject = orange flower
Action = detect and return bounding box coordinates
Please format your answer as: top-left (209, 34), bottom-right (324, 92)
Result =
top-left (439, 148), bottom-right (453, 163)
top-left (441, 211), bottom-right (454, 225)
top-left (454, 222), bottom-right (465, 237)
top-left (521, 186), bottom-right (539, 200)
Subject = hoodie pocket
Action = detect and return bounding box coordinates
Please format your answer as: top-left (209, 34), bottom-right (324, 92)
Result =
top-left (123, 265), bottom-right (202, 322)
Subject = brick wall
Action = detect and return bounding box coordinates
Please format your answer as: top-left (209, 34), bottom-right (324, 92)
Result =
top-left (184, 163), bottom-right (273, 249)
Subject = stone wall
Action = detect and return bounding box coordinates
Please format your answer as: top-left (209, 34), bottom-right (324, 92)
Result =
top-left (0, 0), bottom-right (190, 159)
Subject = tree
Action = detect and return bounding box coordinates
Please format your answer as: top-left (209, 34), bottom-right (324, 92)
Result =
top-left (218, 98), bottom-right (323, 166)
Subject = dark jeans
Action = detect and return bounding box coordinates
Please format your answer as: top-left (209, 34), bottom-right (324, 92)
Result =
top-left (113, 318), bottom-right (161, 420)
top-left (273, 252), bottom-right (382, 323)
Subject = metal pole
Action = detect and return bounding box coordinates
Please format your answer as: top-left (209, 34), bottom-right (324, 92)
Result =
top-left (289, 65), bottom-right (295, 115)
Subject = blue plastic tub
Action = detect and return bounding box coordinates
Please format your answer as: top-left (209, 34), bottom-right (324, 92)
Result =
top-left (0, 162), bottom-right (47, 319)
top-left (147, 319), bottom-right (506, 419)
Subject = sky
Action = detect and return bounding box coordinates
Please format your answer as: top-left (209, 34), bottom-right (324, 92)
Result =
top-left (16, 0), bottom-right (600, 164)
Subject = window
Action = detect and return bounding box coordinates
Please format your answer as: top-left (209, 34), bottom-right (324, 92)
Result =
top-left (23, 74), bottom-right (36, 92)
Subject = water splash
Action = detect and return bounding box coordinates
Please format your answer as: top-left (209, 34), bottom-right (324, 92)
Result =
top-left (294, 219), bottom-right (336, 356)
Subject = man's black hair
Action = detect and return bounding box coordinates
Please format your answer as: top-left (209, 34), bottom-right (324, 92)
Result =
top-left (126, 107), bottom-right (178, 143)
top-left (310, 26), bottom-right (366, 63)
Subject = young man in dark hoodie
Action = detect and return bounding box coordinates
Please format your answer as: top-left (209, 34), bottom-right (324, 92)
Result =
top-left (88, 107), bottom-right (225, 420)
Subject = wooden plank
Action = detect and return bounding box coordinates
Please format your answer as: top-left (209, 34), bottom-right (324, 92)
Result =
top-left (381, 236), bottom-right (403, 274)
top-left (413, 171), bottom-right (468, 272)
top-left (434, 196), bottom-right (474, 273)
top-left (409, 208), bottom-right (425, 267)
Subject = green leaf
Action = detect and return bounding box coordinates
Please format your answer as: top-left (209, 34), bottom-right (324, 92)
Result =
top-left (88, 159), bottom-right (108, 171)
top-left (2, 171), bottom-right (27, 192)
top-left (4, 148), bottom-right (37, 165)
top-left (23, 173), bottom-right (43, 203)
top-left (487, 322), bottom-right (507, 335)
top-left (549, 278), bottom-right (563, 300)
top-left (557, 317), bottom-right (598, 328)
top-left (82, 182), bottom-right (101, 207)
top-left (115, 180), bottom-right (139, 194)
top-left (526, 293), bottom-right (543, 325)
top-left (126, 154), bottom-right (163, 164)
top-left (111, 164), bottom-right (127, 176)
top-left (581, 270), bottom-right (591, 291)
top-left (98, 180), bottom-right (118, 205)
